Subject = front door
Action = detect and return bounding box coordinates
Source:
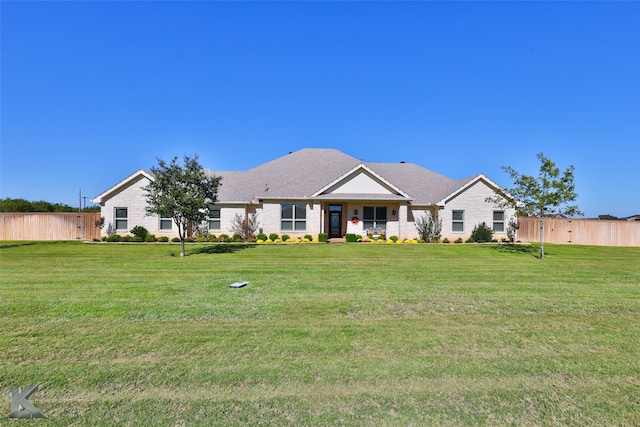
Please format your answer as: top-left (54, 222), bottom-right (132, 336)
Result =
top-left (329, 204), bottom-right (342, 238)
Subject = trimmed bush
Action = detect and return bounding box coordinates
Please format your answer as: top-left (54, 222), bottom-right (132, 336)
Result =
top-left (345, 233), bottom-right (358, 243)
top-left (470, 222), bottom-right (494, 243)
top-left (121, 235), bottom-right (132, 242)
top-left (171, 237), bottom-right (180, 243)
top-left (304, 234), bottom-right (313, 241)
top-left (389, 235), bottom-right (399, 242)
top-left (257, 233), bottom-right (268, 241)
top-left (269, 233), bottom-right (279, 241)
top-left (455, 237), bottom-right (463, 244)
top-left (157, 236), bottom-right (169, 242)
top-left (130, 225), bottom-right (149, 241)
top-left (145, 234), bottom-right (156, 242)
top-left (281, 234), bottom-right (291, 242)
top-left (318, 233), bottom-right (328, 243)
top-left (442, 237), bottom-right (450, 243)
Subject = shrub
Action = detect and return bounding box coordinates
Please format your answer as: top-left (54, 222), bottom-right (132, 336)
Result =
top-left (145, 234), bottom-right (156, 242)
top-left (130, 225), bottom-right (149, 241)
top-left (131, 236), bottom-right (143, 243)
top-left (218, 234), bottom-right (230, 242)
top-left (229, 213), bottom-right (260, 241)
top-left (455, 237), bottom-right (463, 244)
top-left (466, 237), bottom-right (475, 243)
top-left (281, 234), bottom-right (291, 242)
top-left (389, 235), bottom-right (399, 242)
top-left (121, 235), bottom-right (132, 242)
top-left (257, 233), bottom-right (268, 241)
top-left (318, 233), bottom-right (328, 243)
top-left (232, 233), bottom-right (243, 242)
top-left (184, 238), bottom-right (194, 243)
top-left (304, 234), bottom-right (312, 241)
top-left (470, 222), bottom-right (493, 243)
top-left (442, 237), bottom-right (450, 243)
top-left (345, 233), bottom-right (358, 243)
top-left (158, 236), bottom-right (169, 242)
top-left (171, 237), bottom-right (181, 243)
top-left (415, 212), bottom-right (442, 242)
top-left (269, 233), bottom-right (279, 241)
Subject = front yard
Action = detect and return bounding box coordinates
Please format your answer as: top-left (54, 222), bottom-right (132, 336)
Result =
top-left (1, 241), bottom-right (638, 425)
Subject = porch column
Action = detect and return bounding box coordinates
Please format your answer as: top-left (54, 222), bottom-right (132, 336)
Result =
top-left (398, 203), bottom-right (408, 239)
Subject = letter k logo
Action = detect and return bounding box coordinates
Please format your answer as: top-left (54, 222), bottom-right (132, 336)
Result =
top-left (10, 385), bottom-right (46, 419)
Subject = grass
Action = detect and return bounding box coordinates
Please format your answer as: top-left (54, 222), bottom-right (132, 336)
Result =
top-left (1, 241), bottom-right (639, 426)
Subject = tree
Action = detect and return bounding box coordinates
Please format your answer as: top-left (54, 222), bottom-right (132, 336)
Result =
top-left (415, 212), bottom-right (442, 242)
top-left (229, 213), bottom-right (260, 241)
top-left (144, 155), bottom-right (221, 257)
top-left (488, 153), bottom-right (582, 259)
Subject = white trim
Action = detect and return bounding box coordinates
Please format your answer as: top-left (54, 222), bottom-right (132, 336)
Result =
top-left (92, 170), bottom-right (154, 204)
top-left (311, 164), bottom-right (412, 199)
top-left (435, 174), bottom-right (511, 206)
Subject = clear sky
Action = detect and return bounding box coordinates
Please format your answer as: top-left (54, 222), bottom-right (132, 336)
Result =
top-left (2, 1), bottom-right (639, 218)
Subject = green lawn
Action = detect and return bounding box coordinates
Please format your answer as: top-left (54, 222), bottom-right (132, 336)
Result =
top-left (1, 241), bottom-right (639, 426)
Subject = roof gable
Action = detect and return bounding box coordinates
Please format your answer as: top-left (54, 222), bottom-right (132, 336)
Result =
top-left (313, 164), bottom-right (411, 199)
top-left (92, 169), bottom-right (153, 204)
top-left (435, 174), bottom-right (508, 206)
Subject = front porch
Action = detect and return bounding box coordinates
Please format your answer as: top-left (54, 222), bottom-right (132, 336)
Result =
top-left (320, 201), bottom-right (417, 240)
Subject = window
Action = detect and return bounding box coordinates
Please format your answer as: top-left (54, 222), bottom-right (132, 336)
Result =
top-left (160, 216), bottom-right (173, 230)
top-left (452, 210), bottom-right (464, 232)
top-left (493, 211), bottom-right (505, 232)
top-left (281, 204), bottom-right (306, 231)
top-left (208, 208), bottom-right (221, 231)
top-left (363, 206), bottom-right (387, 231)
top-left (115, 208), bottom-right (128, 230)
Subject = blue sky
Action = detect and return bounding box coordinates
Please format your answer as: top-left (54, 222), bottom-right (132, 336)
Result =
top-left (2, 1), bottom-right (639, 218)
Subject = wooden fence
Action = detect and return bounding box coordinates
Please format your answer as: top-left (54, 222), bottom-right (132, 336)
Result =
top-left (517, 217), bottom-right (640, 247)
top-left (0, 213), bottom-right (102, 241)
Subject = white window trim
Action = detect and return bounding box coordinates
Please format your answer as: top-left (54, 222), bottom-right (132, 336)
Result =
top-left (281, 204), bottom-right (306, 231)
top-left (115, 207), bottom-right (128, 230)
top-left (452, 210), bottom-right (464, 233)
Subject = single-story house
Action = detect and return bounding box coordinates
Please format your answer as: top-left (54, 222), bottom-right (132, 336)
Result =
top-left (92, 148), bottom-right (516, 241)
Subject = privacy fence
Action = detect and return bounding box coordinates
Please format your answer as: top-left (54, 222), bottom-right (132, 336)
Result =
top-left (517, 216), bottom-right (640, 247)
top-left (0, 213), bottom-right (102, 241)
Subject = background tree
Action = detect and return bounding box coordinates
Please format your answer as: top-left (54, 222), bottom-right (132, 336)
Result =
top-left (0, 198), bottom-right (100, 212)
top-left (144, 155), bottom-right (221, 257)
top-left (488, 153), bottom-right (582, 259)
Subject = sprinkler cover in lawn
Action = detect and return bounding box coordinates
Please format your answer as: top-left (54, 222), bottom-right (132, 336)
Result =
top-left (229, 281), bottom-right (248, 288)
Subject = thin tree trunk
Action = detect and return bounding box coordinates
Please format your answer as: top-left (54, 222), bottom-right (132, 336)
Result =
top-left (180, 223), bottom-right (186, 257)
top-left (539, 216), bottom-right (544, 259)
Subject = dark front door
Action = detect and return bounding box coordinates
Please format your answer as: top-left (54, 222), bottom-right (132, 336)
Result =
top-left (329, 204), bottom-right (342, 238)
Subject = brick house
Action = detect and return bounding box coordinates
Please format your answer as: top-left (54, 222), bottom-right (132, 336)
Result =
top-left (92, 148), bottom-right (516, 241)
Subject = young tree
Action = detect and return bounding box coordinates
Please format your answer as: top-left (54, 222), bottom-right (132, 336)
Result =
top-left (229, 213), bottom-right (260, 241)
top-left (144, 155), bottom-right (221, 257)
top-left (488, 153), bottom-right (582, 259)
top-left (415, 212), bottom-right (442, 242)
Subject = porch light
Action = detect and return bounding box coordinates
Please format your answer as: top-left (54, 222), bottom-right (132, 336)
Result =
top-left (392, 210), bottom-right (397, 216)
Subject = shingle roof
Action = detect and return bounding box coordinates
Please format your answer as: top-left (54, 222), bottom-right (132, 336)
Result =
top-left (208, 148), bottom-right (478, 206)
